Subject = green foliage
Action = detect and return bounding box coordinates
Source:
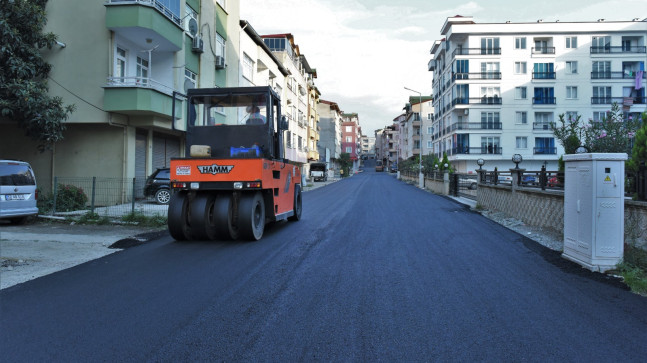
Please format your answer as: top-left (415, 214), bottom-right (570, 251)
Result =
top-left (121, 212), bottom-right (167, 227)
top-left (627, 112), bottom-right (647, 172)
top-left (615, 244), bottom-right (647, 295)
top-left (339, 153), bottom-right (352, 177)
top-left (552, 103), bottom-right (640, 155)
top-left (78, 211), bottom-right (110, 225)
top-left (55, 184), bottom-right (88, 212)
top-left (0, 0), bottom-right (75, 149)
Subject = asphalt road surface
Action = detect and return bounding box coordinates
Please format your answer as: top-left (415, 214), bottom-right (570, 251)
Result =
top-left (1, 167), bottom-right (647, 361)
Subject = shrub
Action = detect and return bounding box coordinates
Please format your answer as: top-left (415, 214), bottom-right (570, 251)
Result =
top-left (55, 184), bottom-right (88, 212)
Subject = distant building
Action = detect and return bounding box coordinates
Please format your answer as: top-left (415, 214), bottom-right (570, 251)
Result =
top-left (317, 99), bottom-right (343, 173)
top-left (342, 113), bottom-right (361, 172)
top-left (429, 16), bottom-right (647, 173)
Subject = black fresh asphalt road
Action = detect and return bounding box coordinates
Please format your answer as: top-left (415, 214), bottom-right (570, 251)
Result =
top-left (1, 165), bottom-right (647, 361)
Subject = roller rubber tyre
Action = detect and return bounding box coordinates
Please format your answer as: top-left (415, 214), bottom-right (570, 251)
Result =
top-left (168, 191), bottom-right (192, 240)
top-left (189, 193), bottom-right (218, 240)
top-left (238, 192), bottom-right (265, 241)
top-left (213, 194), bottom-right (239, 240)
top-left (288, 184), bottom-right (302, 222)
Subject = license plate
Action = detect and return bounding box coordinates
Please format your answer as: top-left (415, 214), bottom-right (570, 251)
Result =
top-left (6, 194), bottom-right (25, 200)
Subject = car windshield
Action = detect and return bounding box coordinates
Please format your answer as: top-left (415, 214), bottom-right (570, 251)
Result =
top-left (189, 94), bottom-right (269, 127)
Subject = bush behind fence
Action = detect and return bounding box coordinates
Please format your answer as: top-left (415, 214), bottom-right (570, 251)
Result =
top-left (38, 177), bottom-right (167, 218)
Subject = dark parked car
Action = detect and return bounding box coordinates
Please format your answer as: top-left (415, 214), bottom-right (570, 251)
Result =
top-left (144, 168), bottom-right (171, 204)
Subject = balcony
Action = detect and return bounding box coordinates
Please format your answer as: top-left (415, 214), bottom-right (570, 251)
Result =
top-left (452, 72), bottom-right (501, 80)
top-left (532, 72), bottom-right (556, 79)
top-left (532, 97), bottom-right (556, 105)
top-left (590, 46), bottom-right (647, 54)
top-left (307, 150), bottom-right (320, 161)
top-left (452, 48), bottom-right (501, 57)
top-left (453, 122), bottom-right (502, 130)
top-left (105, 0), bottom-right (184, 51)
top-left (533, 122), bottom-right (553, 130)
top-left (452, 97), bottom-right (502, 105)
top-left (531, 47), bottom-right (555, 55)
top-left (104, 77), bottom-right (178, 118)
top-left (591, 71), bottom-right (647, 79)
top-left (591, 96), bottom-right (646, 105)
top-left (452, 146), bottom-right (503, 155)
top-left (534, 147), bottom-right (557, 155)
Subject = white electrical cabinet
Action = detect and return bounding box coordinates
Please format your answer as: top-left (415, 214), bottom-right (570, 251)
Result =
top-left (563, 153), bottom-right (627, 272)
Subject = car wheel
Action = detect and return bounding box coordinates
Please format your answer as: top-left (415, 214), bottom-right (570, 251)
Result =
top-left (469, 182), bottom-right (477, 190)
top-left (155, 188), bottom-right (171, 204)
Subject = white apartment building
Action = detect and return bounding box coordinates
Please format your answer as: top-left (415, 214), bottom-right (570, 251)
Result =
top-left (400, 97), bottom-right (434, 160)
top-left (429, 16), bottom-right (647, 173)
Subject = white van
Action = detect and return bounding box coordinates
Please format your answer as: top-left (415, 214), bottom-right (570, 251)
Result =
top-left (0, 160), bottom-right (38, 224)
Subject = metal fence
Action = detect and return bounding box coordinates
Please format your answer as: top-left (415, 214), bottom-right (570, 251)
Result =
top-left (38, 177), bottom-right (168, 218)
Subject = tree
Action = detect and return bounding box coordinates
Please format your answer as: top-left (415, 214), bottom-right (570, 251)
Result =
top-left (0, 0), bottom-right (74, 150)
top-left (339, 153), bottom-right (352, 177)
top-left (627, 112), bottom-right (647, 172)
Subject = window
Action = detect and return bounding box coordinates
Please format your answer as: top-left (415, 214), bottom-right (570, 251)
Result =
top-left (516, 137), bottom-right (528, 149)
top-left (592, 35), bottom-right (611, 53)
top-left (533, 63), bottom-right (555, 79)
top-left (136, 57), bottom-right (148, 85)
top-left (514, 61), bottom-right (527, 74)
top-left (346, 136), bottom-right (352, 142)
top-left (592, 61), bottom-right (611, 78)
top-left (298, 136), bottom-right (302, 150)
top-left (345, 126), bottom-right (352, 132)
top-left (516, 111), bottom-right (528, 124)
top-left (480, 62), bottom-right (500, 78)
top-left (345, 147), bottom-right (353, 153)
top-left (480, 112), bottom-right (500, 129)
top-left (593, 111), bottom-right (611, 122)
top-left (535, 137), bottom-right (555, 154)
top-left (427, 113), bottom-right (432, 120)
top-left (427, 140), bottom-right (433, 148)
top-left (566, 86), bottom-right (578, 99)
top-left (242, 53), bottom-right (253, 81)
top-left (480, 87), bottom-right (501, 104)
top-left (184, 68), bottom-right (196, 89)
top-left (480, 37), bottom-right (500, 54)
top-left (565, 36), bottom-right (577, 48)
top-left (427, 126), bottom-right (433, 134)
top-left (216, 33), bottom-right (225, 58)
top-left (534, 112), bottom-right (553, 129)
top-left (515, 37), bottom-right (526, 49)
top-left (115, 47), bottom-right (127, 81)
top-left (481, 136), bottom-right (500, 154)
top-left (515, 87), bottom-right (527, 99)
top-left (565, 61), bottom-right (578, 74)
top-left (533, 87), bottom-right (555, 104)
top-left (593, 86), bottom-right (612, 104)
top-left (565, 111), bottom-right (579, 121)
top-left (184, 5), bottom-right (197, 35)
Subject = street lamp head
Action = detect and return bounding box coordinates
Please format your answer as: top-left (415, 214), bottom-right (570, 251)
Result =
top-left (477, 158), bottom-right (485, 170)
top-left (512, 153), bottom-right (523, 169)
top-left (575, 146), bottom-right (589, 154)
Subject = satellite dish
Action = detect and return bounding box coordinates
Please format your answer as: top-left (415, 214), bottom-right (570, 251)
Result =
top-left (188, 18), bottom-right (198, 37)
top-left (184, 79), bottom-right (194, 93)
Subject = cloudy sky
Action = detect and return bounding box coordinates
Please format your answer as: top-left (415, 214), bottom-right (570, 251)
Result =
top-left (241, 0), bottom-right (647, 135)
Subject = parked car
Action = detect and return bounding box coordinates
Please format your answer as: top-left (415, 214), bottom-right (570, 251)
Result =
top-left (459, 176), bottom-right (478, 190)
top-left (521, 175), bottom-right (537, 185)
top-left (0, 160), bottom-right (38, 224)
top-left (143, 168), bottom-right (171, 204)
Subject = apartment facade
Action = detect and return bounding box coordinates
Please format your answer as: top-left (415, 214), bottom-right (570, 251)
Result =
top-left (429, 16), bottom-right (647, 173)
top-left (317, 99), bottom-right (343, 172)
top-left (1, 0), bottom-right (240, 190)
top-left (341, 113), bottom-right (361, 171)
top-left (400, 96), bottom-right (434, 160)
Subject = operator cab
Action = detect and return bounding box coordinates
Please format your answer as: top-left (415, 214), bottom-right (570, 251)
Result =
top-left (186, 86), bottom-right (285, 160)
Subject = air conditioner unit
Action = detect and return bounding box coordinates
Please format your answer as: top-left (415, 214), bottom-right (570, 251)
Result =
top-left (215, 55), bottom-right (225, 69)
top-left (191, 37), bottom-right (203, 53)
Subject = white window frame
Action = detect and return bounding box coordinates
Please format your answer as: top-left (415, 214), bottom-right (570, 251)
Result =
top-left (136, 56), bottom-right (148, 85)
top-left (565, 61), bottom-right (578, 74)
top-left (242, 53), bottom-right (253, 82)
top-left (516, 136), bottom-right (528, 149)
top-left (535, 112), bottom-right (554, 124)
top-left (345, 146), bottom-right (353, 153)
top-left (216, 33), bottom-right (225, 58)
top-left (185, 68), bottom-right (197, 89)
top-left (514, 61), bottom-right (527, 74)
top-left (566, 86), bottom-right (578, 99)
top-left (565, 111), bottom-right (579, 121)
top-left (515, 37), bottom-right (526, 49)
top-left (515, 87), bottom-right (527, 99)
top-left (345, 126), bottom-right (352, 132)
top-left (565, 36), bottom-right (577, 49)
top-left (345, 136), bottom-right (352, 142)
top-left (115, 46), bottom-right (127, 80)
top-left (515, 111), bottom-right (528, 124)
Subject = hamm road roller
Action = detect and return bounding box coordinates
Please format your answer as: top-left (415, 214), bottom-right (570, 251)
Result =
top-left (168, 86), bottom-right (302, 241)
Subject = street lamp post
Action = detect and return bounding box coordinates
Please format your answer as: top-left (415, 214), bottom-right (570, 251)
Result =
top-left (404, 86), bottom-right (423, 189)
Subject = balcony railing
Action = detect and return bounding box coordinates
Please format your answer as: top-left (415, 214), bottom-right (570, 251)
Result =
top-left (452, 146), bottom-right (503, 155)
top-left (106, 76), bottom-right (175, 96)
top-left (590, 46), bottom-right (647, 54)
top-left (532, 97), bottom-right (556, 105)
top-left (452, 97), bottom-right (502, 105)
top-left (452, 48), bottom-right (502, 57)
top-left (452, 72), bottom-right (502, 80)
top-left (591, 96), bottom-right (647, 105)
top-left (532, 72), bottom-right (556, 79)
top-left (531, 47), bottom-right (556, 54)
top-left (591, 71), bottom-right (647, 79)
top-left (533, 122), bottom-right (553, 130)
top-left (534, 147), bottom-right (557, 155)
top-left (107, 0), bottom-right (181, 26)
top-left (452, 122), bottom-right (502, 130)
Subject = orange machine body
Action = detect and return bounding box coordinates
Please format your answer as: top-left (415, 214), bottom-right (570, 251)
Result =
top-left (170, 158), bottom-right (300, 216)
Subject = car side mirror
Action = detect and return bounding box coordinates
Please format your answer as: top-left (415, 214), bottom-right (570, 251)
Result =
top-left (280, 116), bottom-right (289, 131)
